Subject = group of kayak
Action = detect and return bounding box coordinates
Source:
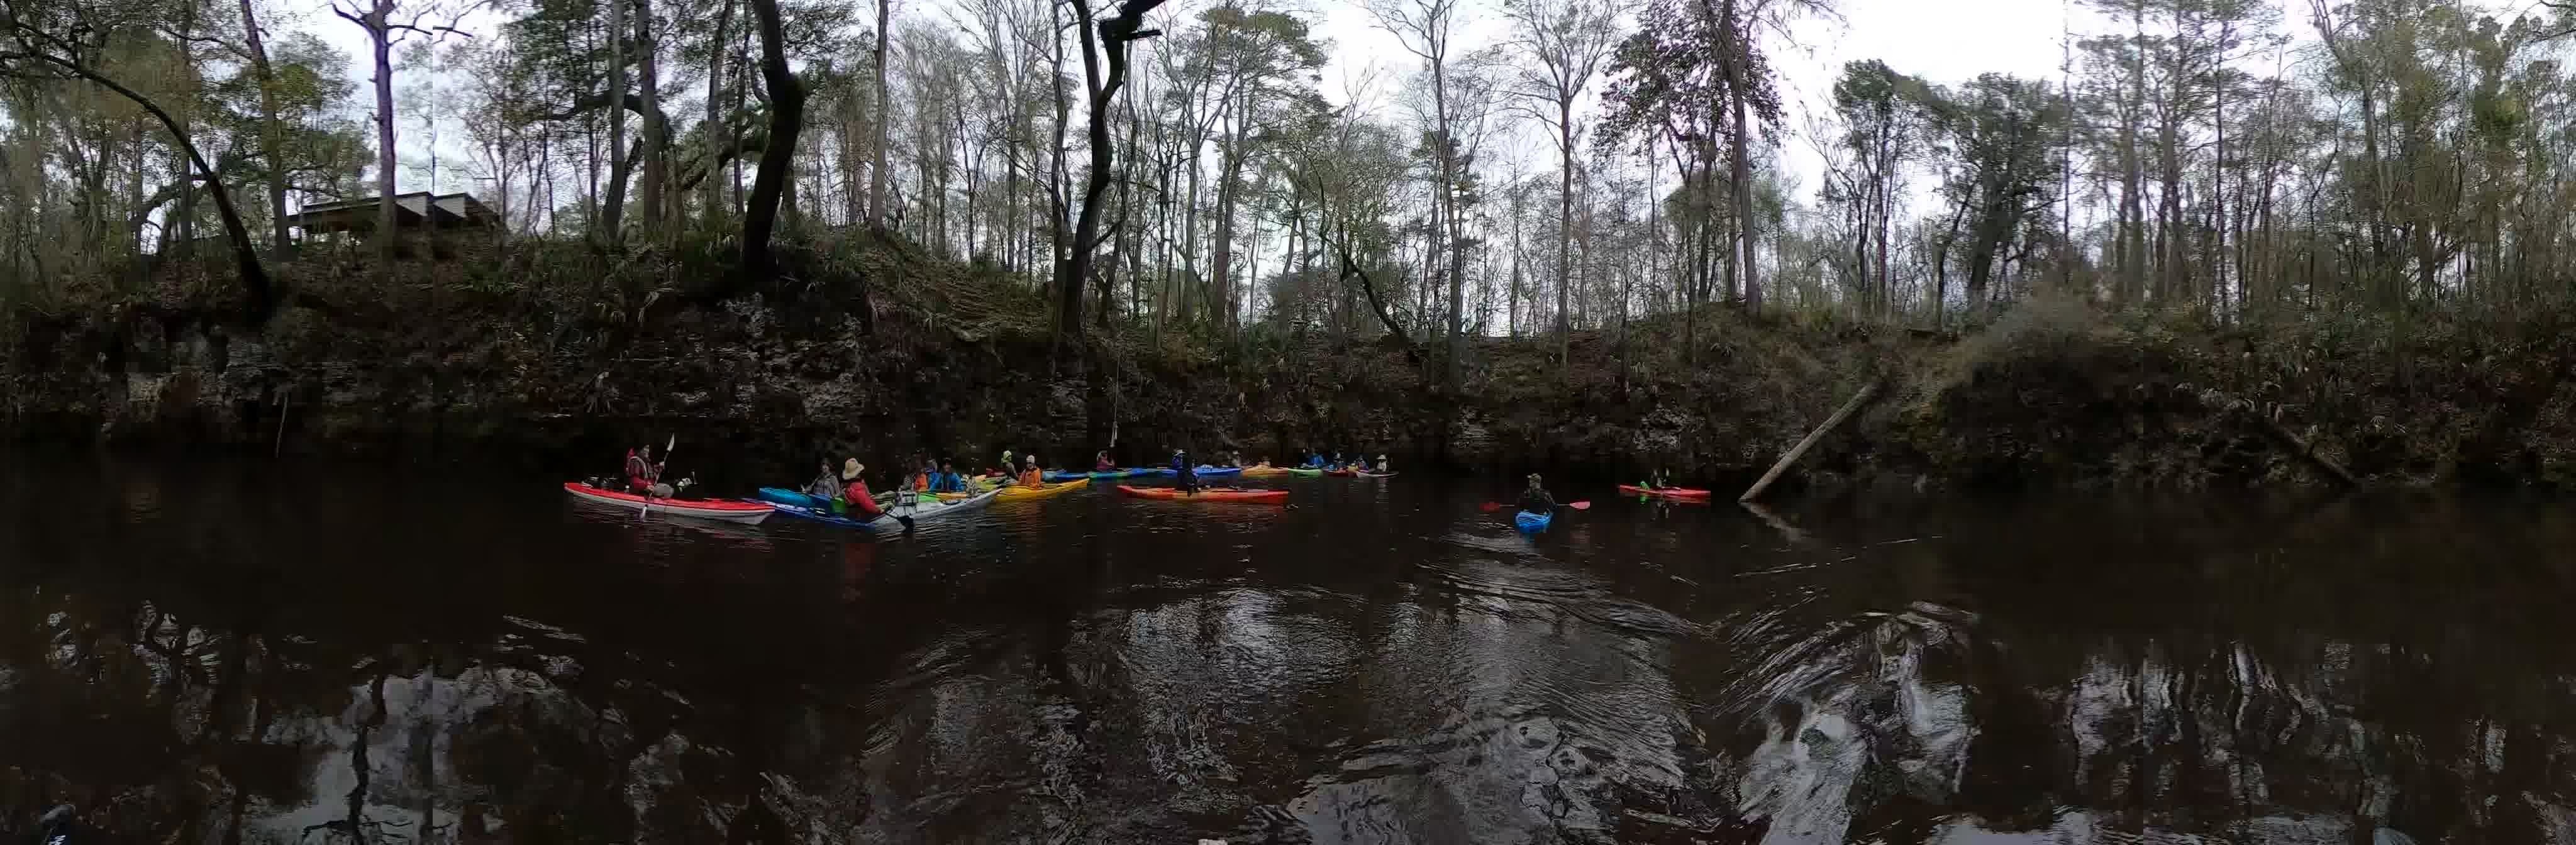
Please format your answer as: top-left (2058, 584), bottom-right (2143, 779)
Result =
top-left (562, 442), bottom-right (1405, 533)
top-left (1504, 469), bottom-right (1711, 532)
top-left (565, 439), bottom-right (1707, 537)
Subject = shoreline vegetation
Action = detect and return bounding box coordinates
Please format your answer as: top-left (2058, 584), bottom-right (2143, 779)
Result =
top-left (6, 0), bottom-right (2576, 493)
top-left (8, 230), bottom-right (2575, 494)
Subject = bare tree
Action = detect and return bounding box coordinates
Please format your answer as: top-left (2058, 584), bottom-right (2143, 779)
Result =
top-left (333, 0), bottom-right (484, 266)
top-left (1365, 0), bottom-right (1468, 388)
top-left (1501, 0), bottom-right (1616, 362)
top-left (868, 0), bottom-right (891, 225)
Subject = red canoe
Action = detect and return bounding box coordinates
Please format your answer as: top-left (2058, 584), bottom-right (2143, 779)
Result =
top-left (1618, 484), bottom-right (1713, 501)
top-left (1114, 484), bottom-right (1289, 504)
top-left (564, 482), bottom-right (774, 524)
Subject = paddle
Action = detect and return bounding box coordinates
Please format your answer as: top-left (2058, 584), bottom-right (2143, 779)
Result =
top-left (639, 434), bottom-right (676, 518)
top-left (1479, 500), bottom-right (1591, 512)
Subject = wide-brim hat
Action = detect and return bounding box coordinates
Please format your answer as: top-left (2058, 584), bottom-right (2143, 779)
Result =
top-left (843, 459), bottom-right (863, 480)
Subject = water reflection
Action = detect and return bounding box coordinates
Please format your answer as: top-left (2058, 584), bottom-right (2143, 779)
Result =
top-left (8, 455), bottom-right (2576, 844)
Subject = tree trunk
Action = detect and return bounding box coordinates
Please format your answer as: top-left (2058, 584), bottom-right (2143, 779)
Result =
top-left (1722, 0), bottom-right (1759, 313)
top-left (704, 0), bottom-right (731, 223)
top-left (368, 9), bottom-right (397, 267)
top-left (741, 0), bottom-right (804, 274)
top-left (636, 0), bottom-right (667, 240)
top-left (1556, 96), bottom-right (1574, 363)
top-left (868, 0), bottom-right (891, 224)
top-left (1211, 116), bottom-right (1245, 333)
top-left (603, 0), bottom-right (630, 245)
top-left (1060, 0), bottom-right (1169, 343)
top-left (2120, 3), bottom-right (2146, 304)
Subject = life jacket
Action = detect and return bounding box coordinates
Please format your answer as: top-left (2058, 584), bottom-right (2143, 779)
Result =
top-left (1020, 468), bottom-right (1043, 487)
top-left (844, 480), bottom-right (880, 516)
top-left (625, 450), bottom-right (652, 487)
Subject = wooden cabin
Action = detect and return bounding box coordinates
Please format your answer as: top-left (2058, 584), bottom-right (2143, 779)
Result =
top-left (286, 192), bottom-right (499, 237)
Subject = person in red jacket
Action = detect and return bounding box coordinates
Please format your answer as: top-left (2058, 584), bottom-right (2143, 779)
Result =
top-left (839, 458), bottom-right (882, 518)
top-left (625, 445), bottom-right (669, 496)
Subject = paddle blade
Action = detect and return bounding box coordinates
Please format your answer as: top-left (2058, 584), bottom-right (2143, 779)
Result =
top-left (1567, 501), bottom-right (1592, 511)
top-left (1478, 501), bottom-right (1504, 512)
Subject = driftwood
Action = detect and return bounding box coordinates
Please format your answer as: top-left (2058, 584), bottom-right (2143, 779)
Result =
top-left (1740, 378), bottom-right (1882, 503)
top-left (1736, 500), bottom-right (1809, 546)
top-left (2249, 407), bottom-right (2360, 487)
top-left (2193, 387), bottom-right (2360, 487)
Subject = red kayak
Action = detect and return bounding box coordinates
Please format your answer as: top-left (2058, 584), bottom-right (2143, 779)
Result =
top-left (1114, 484), bottom-right (1289, 504)
top-left (564, 482), bottom-right (774, 524)
top-left (1618, 484), bottom-right (1713, 501)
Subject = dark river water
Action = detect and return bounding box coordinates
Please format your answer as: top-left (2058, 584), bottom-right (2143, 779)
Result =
top-left (8, 453), bottom-right (2576, 844)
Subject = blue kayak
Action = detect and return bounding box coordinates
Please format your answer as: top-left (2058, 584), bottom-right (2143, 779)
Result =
top-left (757, 487), bottom-right (832, 509)
top-left (1043, 470), bottom-right (1101, 482)
top-left (1144, 466), bottom-right (1241, 477)
top-left (1514, 510), bottom-right (1552, 533)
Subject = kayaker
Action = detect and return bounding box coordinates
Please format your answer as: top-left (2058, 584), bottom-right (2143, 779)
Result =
top-left (806, 461), bottom-right (841, 498)
top-left (627, 445), bottom-right (672, 497)
top-left (1174, 449), bottom-right (1201, 495)
top-left (1518, 473), bottom-right (1558, 514)
top-left (1001, 450), bottom-right (1015, 477)
top-left (1095, 450), bottom-right (1116, 472)
top-left (841, 459), bottom-right (883, 519)
top-left (625, 446), bottom-right (655, 492)
top-left (1018, 455), bottom-right (1045, 487)
top-left (891, 471), bottom-right (916, 514)
top-left (1376, 454), bottom-right (1391, 473)
top-left (933, 460), bottom-right (965, 492)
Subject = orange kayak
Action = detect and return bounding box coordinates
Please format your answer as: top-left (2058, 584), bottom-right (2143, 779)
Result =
top-left (1114, 484), bottom-right (1289, 504)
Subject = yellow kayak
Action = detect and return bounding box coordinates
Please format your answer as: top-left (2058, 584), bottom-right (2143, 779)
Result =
top-left (994, 476), bottom-right (1091, 501)
top-left (1238, 465), bottom-right (1291, 477)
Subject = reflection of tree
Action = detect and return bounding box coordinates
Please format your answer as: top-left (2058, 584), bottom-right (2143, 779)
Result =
top-left (0, 576), bottom-right (888, 843)
top-left (1685, 496), bottom-right (2576, 844)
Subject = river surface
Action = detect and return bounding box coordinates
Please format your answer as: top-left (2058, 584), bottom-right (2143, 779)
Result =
top-left (6, 453), bottom-right (2576, 844)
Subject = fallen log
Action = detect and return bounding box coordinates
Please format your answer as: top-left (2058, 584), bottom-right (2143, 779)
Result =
top-left (1740, 378), bottom-right (1882, 503)
top-left (2250, 407), bottom-right (2360, 487)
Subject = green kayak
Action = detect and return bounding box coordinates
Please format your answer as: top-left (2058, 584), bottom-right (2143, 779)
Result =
top-left (1287, 468), bottom-right (1324, 477)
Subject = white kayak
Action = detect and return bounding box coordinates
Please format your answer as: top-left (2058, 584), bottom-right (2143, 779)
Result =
top-left (564, 482), bottom-right (775, 525)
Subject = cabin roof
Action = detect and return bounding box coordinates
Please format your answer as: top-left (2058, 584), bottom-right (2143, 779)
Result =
top-left (286, 192), bottom-right (497, 233)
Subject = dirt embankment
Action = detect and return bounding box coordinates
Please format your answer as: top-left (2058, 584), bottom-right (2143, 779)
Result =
top-left (8, 236), bottom-right (2573, 494)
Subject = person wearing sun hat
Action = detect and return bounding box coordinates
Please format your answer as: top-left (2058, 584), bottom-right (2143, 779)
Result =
top-left (839, 458), bottom-right (882, 518)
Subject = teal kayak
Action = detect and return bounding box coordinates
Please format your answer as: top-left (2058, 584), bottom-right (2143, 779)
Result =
top-left (754, 487), bottom-right (1000, 534)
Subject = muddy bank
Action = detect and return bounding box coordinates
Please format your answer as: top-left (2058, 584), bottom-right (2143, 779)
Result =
top-left (6, 238), bottom-right (2573, 493)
